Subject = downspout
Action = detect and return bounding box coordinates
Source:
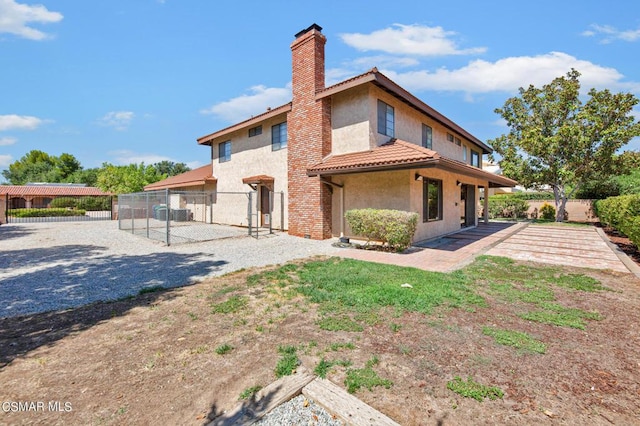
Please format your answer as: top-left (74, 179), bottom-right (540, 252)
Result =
top-left (319, 178), bottom-right (344, 238)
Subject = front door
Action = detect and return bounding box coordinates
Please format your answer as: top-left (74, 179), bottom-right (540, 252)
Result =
top-left (260, 186), bottom-right (271, 227)
top-left (460, 184), bottom-right (476, 228)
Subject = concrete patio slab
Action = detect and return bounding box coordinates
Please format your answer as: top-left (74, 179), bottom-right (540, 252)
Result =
top-left (337, 222), bottom-right (635, 275)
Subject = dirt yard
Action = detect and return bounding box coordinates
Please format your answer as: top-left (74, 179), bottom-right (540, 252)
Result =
top-left (1, 251), bottom-right (639, 425)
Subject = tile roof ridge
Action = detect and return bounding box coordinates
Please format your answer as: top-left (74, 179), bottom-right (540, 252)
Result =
top-left (383, 138), bottom-right (440, 158)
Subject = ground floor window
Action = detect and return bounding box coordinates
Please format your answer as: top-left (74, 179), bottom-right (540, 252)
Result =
top-left (423, 178), bottom-right (442, 222)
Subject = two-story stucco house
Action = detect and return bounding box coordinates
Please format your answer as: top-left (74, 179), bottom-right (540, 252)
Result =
top-left (147, 24), bottom-right (516, 242)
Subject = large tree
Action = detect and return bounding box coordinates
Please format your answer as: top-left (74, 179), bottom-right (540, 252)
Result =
top-left (489, 69), bottom-right (640, 221)
top-left (153, 160), bottom-right (190, 177)
top-left (2, 150), bottom-right (82, 184)
top-left (96, 163), bottom-right (166, 194)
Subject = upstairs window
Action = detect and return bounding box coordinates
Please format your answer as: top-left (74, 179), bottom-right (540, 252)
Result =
top-left (463, 146), bottom-right (468, 162)
top-left (377, 100), bottom-right (395, 137)
top-left (272, 122), bottom-right (287, 150)
top-left (447, 133), bottom-right (454, 143)
top-left (454, 137), bottom-right (461, 146)
top-left (422, 124), bottom-right (433, 149)
top-left (219, 141), bottom-right (231, 163)
top-left (423, 178), bottom-right (443, 222)
top-left (471, 150), bottom-right (481, 168)
top-left (249, 125), bottom-right (262, 137)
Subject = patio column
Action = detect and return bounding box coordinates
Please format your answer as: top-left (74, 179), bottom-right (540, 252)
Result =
top-left (483, 186), bottom-right (489, 224)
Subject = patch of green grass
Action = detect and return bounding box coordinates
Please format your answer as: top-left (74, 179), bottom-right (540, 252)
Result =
top-left (275, 345), bottom-right (299, 378)
top-left (390, 323), bottom-right (402, 333)
top-left (446, 376), bottom-right (504, 401)
top-left (519, 302), bottom-right (602, 330)
top-left (215, 344), bottom-right (234, 355)
top-left (488, 282), bottom-right (556, 304)
top-left (555, 274), bottom-right (609, 292)
top-left (482, 327), bottom-right (546, 354)
top-left (344, 356), bottom-right (393, 394)
top-left (211, 285), bottom-right (239, 298)
top-left (314, 358), bottom-right (334, 379)
top-left (239, 385), bottom-right (262, 400)
top-left (317, 315), bottom-right (364, 332)
top-left (187, 312), bottom-right (198, 321)
top-left (138, 285), bottom-right (164, 295)
top-left (297, 258), bottom-right (485, 315)
top-left (329, 342), bottom-right (356, 351)
top-left (211, 295), bottom-right (248, 314)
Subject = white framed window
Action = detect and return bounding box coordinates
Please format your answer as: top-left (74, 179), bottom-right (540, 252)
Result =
top-left (422, 124), bottom-right (432, 149)
top-left (272, 122), bottom-right (287, 150)
top-left (219, 141), bottom-right (231, 162)
top-left (377, 100), bottom-right (395, 137)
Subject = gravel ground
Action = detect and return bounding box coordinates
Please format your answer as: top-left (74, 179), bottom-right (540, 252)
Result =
top-left (254, 395), bottom-right (344, 426)
top-left (0, 221), bottom-right (342, 318)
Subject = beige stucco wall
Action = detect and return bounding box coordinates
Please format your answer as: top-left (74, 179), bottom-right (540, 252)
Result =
top-left (208, 112), bottom-right (289, 229)
top-left (331, 168), bottom-right (490, 243)
top-left (331, 85), bottom-right (371, 155)
top-left (367, 86), bottom-right (483, 166)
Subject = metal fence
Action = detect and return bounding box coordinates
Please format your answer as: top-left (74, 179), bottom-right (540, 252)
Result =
top-left (117, 189), bottom-right (285, 245)
top-left (3, 195), bottom-right (114, 224)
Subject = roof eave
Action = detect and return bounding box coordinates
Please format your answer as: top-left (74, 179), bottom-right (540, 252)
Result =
top-left (197, 103), bottom-right (292, 146)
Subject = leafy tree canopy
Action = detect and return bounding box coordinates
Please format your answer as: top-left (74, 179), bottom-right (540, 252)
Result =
top-left (95, 163), bottom-right (166, 194)
top-left (1, 150), bottom-right (82, 184)
top-left (153, 160), bottom-right (190, 177)
top-left (489, 69), bottom-right (640, 221)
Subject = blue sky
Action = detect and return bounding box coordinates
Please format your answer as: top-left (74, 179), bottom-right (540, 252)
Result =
top-left (1, 0), bottom-right (639, 179)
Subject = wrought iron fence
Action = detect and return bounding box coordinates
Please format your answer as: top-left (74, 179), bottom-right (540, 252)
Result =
top-left (3, 195), bottom-right (114, 224)
top-left (117, 189), bottom-right (285, 245)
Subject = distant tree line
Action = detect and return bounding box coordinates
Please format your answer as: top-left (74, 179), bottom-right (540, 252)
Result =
top-left (1, 150), bottom-right (191, 193)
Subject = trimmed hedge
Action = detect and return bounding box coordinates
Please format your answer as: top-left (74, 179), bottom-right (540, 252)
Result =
top-left (487, 197), bottom-right (529, 219)
top-left (8, 208), bottom-right (87, 218)
top-left (594, 195), bottom-right (640, 247)
top-left (345, 208), bottom-right (418, 252)
top-left (50, 196), bottom-right (111, 211)
top-left (491, 192), bottom-right (555, 200)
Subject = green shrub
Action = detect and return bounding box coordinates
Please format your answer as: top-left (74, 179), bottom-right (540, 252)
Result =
top-left (539, 203), bottom-right (556, 221)
top-left (76, 196), bottom-right (112, 211)
top-left (595, 195), bottom-right (640, 248)
top-left (8, 208), bottom-right (86, 218)
top-left (345, 208), bottom-right (418, 252)
top-left (492, 192), bottom-right (554, 200)
top-left (487, 196), bottom-right (529, 219)
top-left (50, 197), bottom-right (78, 208)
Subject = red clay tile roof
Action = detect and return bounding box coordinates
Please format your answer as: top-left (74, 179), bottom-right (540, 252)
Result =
top-left (144, 165), bottom-right (216, 190)
top-left (307, 139), bottom-right (439, 174)
top-left (307, 138), bottom-right (517, 188)
top-left (0, 185), bottom-right (111, 197)
top-left (242, 175), bottom-right (275, 185)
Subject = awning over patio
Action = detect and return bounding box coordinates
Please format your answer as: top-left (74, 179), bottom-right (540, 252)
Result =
top-left (307, 138), bottom-right (517, 188)
top-left (242, 175), bottom-right (275, 186)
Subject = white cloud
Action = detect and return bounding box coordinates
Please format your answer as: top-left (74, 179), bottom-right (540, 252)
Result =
top-left (109, 150), bottom-right (172, 166)
top-left (340, 24), bottom-right (486, 57)
top-left (0, 0), bottom-right (63, 40)
top-left (383, 52), bottom-right (636, 95)
top-left (97, 111), bottom-right (135, 131)
top-left (0, 136), bottom-right (17, 145)
top-left (582, 24), bottom-right (640, 43)
top-left (0, 154), bottom-right (13, 167)
top-left (201, 84), bottom-right (291, 123)
top-left (0, 114), bottom-right (43, 131)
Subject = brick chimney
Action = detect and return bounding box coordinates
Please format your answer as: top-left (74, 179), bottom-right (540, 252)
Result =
top-left (287, 24), bottom-right (332, 239)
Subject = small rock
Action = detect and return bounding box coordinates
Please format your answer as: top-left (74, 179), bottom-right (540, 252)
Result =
top-left (543, 409), bottom-right (555, 418)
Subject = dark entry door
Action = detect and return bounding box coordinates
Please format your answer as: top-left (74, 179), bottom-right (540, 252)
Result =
top-left (260, 187), bottom-right (270, 227)
top-left (460, 184), bottom-right (476, 228)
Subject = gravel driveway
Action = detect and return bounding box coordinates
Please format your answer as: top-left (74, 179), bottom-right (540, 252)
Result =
top-left (0, 221), bottom-right (341, 318)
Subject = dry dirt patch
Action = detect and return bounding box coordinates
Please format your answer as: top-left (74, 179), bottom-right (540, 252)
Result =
top-left (1, 256), bottom-right (640, 425)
